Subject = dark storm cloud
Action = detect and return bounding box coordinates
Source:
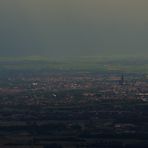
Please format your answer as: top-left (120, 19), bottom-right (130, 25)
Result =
top-left (0, 0), bottom-right (148, 57)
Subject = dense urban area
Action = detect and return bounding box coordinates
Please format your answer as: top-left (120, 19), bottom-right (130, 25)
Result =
top-left (0, 70), bottom-right (148, 148)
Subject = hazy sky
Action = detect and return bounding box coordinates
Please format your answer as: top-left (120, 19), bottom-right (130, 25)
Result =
top-left (0, 0), bottom-right (148, 57)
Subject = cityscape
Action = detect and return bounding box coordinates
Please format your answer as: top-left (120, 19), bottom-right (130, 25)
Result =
top-left (0, 70), bottom-right (148, 147)
top-left (0, 0), bottom-right (148, 147)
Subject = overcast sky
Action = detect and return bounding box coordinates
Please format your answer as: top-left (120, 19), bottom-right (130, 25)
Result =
top-left (0, 0), bottom-right (148, 57)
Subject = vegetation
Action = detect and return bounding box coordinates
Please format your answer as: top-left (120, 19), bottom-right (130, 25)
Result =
top-left (0, 55), bottom-right (147, 73)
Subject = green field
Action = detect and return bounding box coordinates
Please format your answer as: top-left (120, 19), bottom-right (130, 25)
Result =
top-left (0, 55), bottom-right (147, 73)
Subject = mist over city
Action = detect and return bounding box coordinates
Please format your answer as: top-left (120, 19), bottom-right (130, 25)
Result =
top-left (0, 0), bottom-right (148, 57)
top-left (0, 1), bottom-right (148, 148)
